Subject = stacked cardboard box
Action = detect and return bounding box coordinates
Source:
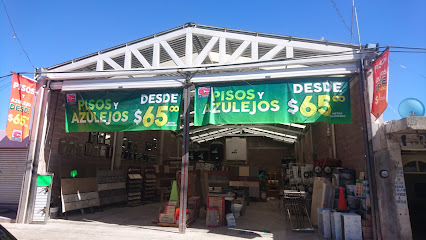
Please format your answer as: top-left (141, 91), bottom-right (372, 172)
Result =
top-left (207, 194), bottom-right (225, 225)
top-left (206, 207), bottom-right (219, 227)
top-left (158, 201), bottom-right (179, 224)
top-left (158, 200), bottom-right (197, 227)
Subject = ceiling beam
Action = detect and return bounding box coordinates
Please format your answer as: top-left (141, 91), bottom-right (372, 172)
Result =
top-left (226, 41), bottom-right (250, 64)
top-left (243, 128), bottom-right (296, 143)
top-left (193, 37), bottom-right (219, 66)
top-left (48, 58), bottom-right (358, 81)
top-left (196, 36), bottom-right (214, 64)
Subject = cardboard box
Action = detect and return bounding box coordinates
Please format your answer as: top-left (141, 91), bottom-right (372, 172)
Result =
top-left (166, 201), bottom-right (179, 207)
top-left (239, 166), bottom-right (250, 176)
top-left (206, 207), bottom-right (219, 227)
top-left (164, 165), bottom-right (170, 173)
top-left (165, 205), bottom-right (176, 214)
top-left (207, 195), bottom-right (225, 225)
top-left (159, 213), bottom-right (175, 223)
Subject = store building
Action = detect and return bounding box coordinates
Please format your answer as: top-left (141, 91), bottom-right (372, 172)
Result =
top-left (11, 23), bottom-right (415, 239)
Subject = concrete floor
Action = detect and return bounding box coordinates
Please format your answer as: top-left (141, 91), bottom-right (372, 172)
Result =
top-left (1, 200), bottom-right (323, 240)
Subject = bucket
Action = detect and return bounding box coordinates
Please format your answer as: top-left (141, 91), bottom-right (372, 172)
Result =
top-left (232, 204), bottom-right (243, 219)
top-left (50, 207), bottom-right (59, 218)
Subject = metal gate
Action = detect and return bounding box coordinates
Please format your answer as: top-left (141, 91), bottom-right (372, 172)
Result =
top-left (0, 149), bottom-right (28, 208)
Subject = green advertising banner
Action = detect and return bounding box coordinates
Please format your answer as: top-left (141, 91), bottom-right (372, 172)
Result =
top-left (194, 77), bottom-right (351, 126)
top-left (65, 89), bottom-right (182, 132)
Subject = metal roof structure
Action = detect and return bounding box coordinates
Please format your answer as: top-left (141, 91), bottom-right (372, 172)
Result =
top-left (44, 23), bottom-right (362, 144)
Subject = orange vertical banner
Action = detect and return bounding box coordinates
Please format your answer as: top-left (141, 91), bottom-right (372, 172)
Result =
top-left (371, 48), bottom-right (390, 120)
top-left (6, 73), bottom-right (37, 142)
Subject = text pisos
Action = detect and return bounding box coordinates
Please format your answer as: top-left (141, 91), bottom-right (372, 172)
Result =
top-left (70, 93), bottom-right (179, 126)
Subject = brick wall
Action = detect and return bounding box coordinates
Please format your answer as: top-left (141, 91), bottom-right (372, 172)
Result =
top-left (334, 77), bottom-right (366, 176)
top-left (312, 122), bottom-right (332, 160)
top-left (247, 137), bottom-right (293, 169)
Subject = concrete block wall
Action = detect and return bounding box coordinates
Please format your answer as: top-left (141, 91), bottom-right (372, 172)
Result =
top-left (246, 137), bottom-right (293, 169)
top-left (295, 127), bottom-right (313, 164)
top-left (334, 77), bottom-right (366, 176)
top-left (303, 129), bottom-right (313, 163)
top-left (311, 122), bottom-right (331, 161)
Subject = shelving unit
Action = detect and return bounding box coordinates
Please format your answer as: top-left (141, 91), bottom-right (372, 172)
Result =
top-left (142, 167), bottom-right (157, 203)
top-left (127, 167), bottom-right (142, 206)
top-left (266, 170), bottom-right (280, 198)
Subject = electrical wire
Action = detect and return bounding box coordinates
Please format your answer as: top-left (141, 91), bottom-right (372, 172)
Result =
top-left (0, 74), bottom-right (12, 79)
top-left (389, 59), bottom-right (426, 79)
top-left (387, 104), bottom-right (401, 118)
top-left (380, 46), bottom-right (426, 51)
top-left (328, 0), bottom-right (360, 45)
top-left (0, 78), bottom-right (12, 89)
top-left (0, 82), bottom-right (11, 92)
top-left (1, 0), bottom-right (36, 69)
top-left (388, 51), bottom-right (426, 53)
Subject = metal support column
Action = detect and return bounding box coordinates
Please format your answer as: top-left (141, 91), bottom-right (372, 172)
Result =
top-left (358, 52), bottom-right (378, 240)
top-left (16, 76), bottom-right (50, 223)
top-left (178, 72), bottom-right (195, 233)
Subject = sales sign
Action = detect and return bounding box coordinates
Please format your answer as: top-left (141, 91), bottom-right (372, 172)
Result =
top-left (371, 48), bottom-right (389, 120)
top-left (65, 89), bottom-right (182, 132)
top-left (194, 77), bottom-right (351, 126)
top-left (6, 73), bottom-right (36, 142)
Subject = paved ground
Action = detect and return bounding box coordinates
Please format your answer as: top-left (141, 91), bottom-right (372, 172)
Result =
top-left (1, 200), bottom-right (323, 240)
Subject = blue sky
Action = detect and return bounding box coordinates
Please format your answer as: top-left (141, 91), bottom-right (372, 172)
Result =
top-left (1, 0), bottom-right (425, 130)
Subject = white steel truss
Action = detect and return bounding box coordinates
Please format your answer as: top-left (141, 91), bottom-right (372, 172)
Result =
top-left (185, 124), bottom-right (303, 144)
top-left (46, 23), bottom-right (360, 81)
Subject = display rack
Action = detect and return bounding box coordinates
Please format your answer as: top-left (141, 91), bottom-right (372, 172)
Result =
top-left (127, 167), bottom-right (142, 206)
top-left (266, 170), bottom-right (280, 198)
top-left (142, 167), bottom-right (157, 203)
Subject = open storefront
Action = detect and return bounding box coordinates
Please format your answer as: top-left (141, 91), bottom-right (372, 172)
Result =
top-left (13, 23), bottom-right (412, 240)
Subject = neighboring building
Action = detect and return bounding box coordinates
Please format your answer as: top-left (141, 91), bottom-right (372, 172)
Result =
top-left (372, 116), bottom-right (426, 240)
top-left (0, 130), bottom-right (28, 211)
